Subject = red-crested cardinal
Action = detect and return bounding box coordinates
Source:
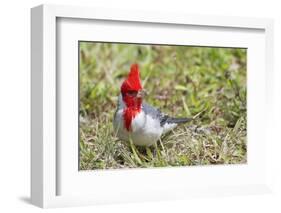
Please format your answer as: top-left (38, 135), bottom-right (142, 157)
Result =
top-left (113, 64), bottom-right (192, 146)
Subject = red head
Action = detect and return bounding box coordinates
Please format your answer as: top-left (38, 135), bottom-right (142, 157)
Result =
top-left (121, 64), bottom-right (142, 95)
top-left (121, 64), bottom-right (144, 131)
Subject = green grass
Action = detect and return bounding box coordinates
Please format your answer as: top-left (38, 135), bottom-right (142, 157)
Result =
top-left (79, 42), bottom-right (247, 170)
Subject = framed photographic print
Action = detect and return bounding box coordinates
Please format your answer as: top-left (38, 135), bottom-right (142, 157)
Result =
top-left (31, 4), bottom-right (274, 208)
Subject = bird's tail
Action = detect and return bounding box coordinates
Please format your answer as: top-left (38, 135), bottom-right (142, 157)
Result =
top-left (169, 109), bottom-right (205, 124)
top-left (166, 117), bottom-right (193, 124)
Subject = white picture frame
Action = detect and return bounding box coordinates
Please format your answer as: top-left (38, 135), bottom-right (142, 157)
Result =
top-left (31, 4), bottom-right (274, 208)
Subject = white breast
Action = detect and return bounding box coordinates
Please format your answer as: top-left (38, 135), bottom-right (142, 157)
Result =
top-left (113, 110), bottom-right (164, 146)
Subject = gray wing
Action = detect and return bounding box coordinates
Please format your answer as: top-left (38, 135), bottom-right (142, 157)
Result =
top-left (142, 103), bottom-right (169, 127)
top-left (142, 103), bottom-right (192, 126)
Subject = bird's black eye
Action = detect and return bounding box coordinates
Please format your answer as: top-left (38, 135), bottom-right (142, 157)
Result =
top-left (127, 90), bottom-right (138, 97)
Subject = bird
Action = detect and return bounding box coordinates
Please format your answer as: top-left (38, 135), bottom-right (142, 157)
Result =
top-left (113, 63), bottom-right (192, 146)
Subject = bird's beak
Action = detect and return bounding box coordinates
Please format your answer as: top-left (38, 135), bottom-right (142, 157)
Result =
top-left (137, 90), bottom-right (147, 98)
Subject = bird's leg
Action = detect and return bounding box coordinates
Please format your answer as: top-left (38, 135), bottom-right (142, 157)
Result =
top-left (145, 147), bottom-right (153, 160)
top-left (159, 137), bottom-right (166, 154)
top-left (128, 135), bottom-right (143, 165)
top-left (154, 143), bottom-right (162, 160)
